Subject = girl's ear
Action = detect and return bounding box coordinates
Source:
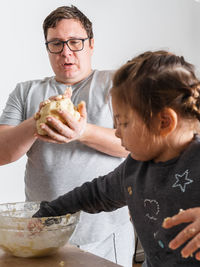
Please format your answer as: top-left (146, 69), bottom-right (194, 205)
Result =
top-left (158, 108), bottom-right (177, 136)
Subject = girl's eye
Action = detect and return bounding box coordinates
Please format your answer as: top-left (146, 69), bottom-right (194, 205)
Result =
top-left (119, 122), bottom-right (128, 127)
top-left (114, 116), bottom-right (129, 128)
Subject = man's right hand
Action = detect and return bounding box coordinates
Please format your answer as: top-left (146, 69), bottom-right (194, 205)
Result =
top-left (0, 117), bottom-right (37, 165)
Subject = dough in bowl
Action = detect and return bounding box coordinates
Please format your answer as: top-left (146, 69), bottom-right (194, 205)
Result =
top-left (35, 94), bottom-right (80, 135)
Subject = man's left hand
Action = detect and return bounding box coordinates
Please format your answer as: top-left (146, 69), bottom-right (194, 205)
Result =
top-left (36, 101), bottom-right (87, 144)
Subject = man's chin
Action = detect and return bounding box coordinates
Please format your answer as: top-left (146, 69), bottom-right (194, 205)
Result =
top-left (56, 69), bottom-right (92, 85)
top-left (55, 73), bottom-right (79, 85)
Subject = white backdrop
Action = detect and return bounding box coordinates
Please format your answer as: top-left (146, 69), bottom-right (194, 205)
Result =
top-left (0, 0), bottom-right (200, 203)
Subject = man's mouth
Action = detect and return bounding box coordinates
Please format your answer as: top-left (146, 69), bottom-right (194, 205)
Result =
top-left (62, 63), bottom-right (75, 70)
top-left (64, 63), bottom-right (73, 66)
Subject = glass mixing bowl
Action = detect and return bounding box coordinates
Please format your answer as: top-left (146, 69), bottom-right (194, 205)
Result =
top-left (0, 201), bottom-right (79, 258)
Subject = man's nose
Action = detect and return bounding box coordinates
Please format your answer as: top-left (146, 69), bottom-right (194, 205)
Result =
top-left (61, 43), bottom-right (72, 56)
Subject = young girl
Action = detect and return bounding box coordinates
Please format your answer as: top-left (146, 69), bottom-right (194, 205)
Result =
top-left (33, 50), bottom-right (200, 266)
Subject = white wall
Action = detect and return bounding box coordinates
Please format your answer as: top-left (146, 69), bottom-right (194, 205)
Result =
top-left (0, 0), bottom-right (200, 204)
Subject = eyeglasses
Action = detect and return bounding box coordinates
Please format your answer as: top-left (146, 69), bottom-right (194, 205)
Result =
top-left (45, 38), bottom-right (89, 54)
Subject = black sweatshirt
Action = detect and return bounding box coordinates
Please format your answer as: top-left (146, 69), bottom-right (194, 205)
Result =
top-left (33, 135), bottom-right (200, 267)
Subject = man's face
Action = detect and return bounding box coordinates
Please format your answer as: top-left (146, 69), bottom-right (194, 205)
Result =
top-left (46, 19), bottom-right (94, 85)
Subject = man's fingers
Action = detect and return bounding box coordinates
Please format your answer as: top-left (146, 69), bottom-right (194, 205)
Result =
top-left (55, 111), bottom-right (77, 131)
top-left (34, 112), bottom-right (40, 120)
top-left (162, 209), bottom-right (195, 229)
top-left (46, 116), bottom-right (76, 138)
top-left (78, 101), bottom-right (87, 119)
top-left (36, 134), bottom-right (64, 144)
top-left (195, 251), bottom-right (200, 261)
top-left (49, 95), bottom-right (63, 101)
top-left (168, 223), bottom-right (198, 250)
top-left (180, 232), bottom-right (200, 259)
top-left (64, 87), bottom-right (72, 98)
top-left (38, 123), bottom-right (72, 143)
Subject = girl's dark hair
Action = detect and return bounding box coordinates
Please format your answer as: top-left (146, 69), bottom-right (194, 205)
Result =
top-left (111, 50), bottom-right (200, 128)
top-left (43, 5), bottom-right (93, 41)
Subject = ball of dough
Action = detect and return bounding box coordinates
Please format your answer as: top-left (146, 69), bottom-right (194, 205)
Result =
top-left (36, 97), bottom-right (80, 135)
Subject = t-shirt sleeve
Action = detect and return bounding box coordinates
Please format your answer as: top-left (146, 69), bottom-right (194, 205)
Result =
top-left (0, 83), bottom-right (25, 126)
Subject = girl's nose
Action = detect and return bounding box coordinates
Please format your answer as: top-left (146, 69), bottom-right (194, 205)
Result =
top-left (115, 127), bottom-right (121, 139)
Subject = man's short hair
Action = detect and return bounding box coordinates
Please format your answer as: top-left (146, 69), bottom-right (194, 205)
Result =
top-left (43, 5), bottom-right (93, 41)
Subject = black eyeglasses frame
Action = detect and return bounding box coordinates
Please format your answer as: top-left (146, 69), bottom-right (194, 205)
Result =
top-left (45, 38), bottom-right (89, 54)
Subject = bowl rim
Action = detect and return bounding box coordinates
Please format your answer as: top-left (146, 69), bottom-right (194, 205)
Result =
top-left (0, 201), bottom-right (67, 219)
top-left (0, 201), bottom-right (80, 230)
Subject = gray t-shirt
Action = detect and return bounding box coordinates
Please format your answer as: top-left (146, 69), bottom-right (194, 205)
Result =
top-left (0, 70), bottom-right (130, 245)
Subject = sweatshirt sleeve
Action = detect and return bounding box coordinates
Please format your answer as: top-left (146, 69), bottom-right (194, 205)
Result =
top-left (33, 160), bottom-right (127, 218)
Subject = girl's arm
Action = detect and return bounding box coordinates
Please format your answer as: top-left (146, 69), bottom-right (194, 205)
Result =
top-left (33, 163), bottom-right (127, 218)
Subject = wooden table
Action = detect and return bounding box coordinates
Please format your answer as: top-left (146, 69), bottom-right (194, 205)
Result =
top-left (0, 244), bottom-right (123, 267)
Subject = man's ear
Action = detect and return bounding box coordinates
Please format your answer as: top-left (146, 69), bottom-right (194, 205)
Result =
top-left (89, 38), bottom-right (94, 53)
top-left (158, 108), bottom-right (177, 136)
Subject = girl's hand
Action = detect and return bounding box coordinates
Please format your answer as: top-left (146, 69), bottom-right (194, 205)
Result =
top-left (28, 218), bottom-right (44, 235)
top-left (162, 208), bottom-right (200, 260)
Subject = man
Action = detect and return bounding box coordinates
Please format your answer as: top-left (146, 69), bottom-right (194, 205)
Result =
top-left (0, 6), bottom-right (134, 267)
